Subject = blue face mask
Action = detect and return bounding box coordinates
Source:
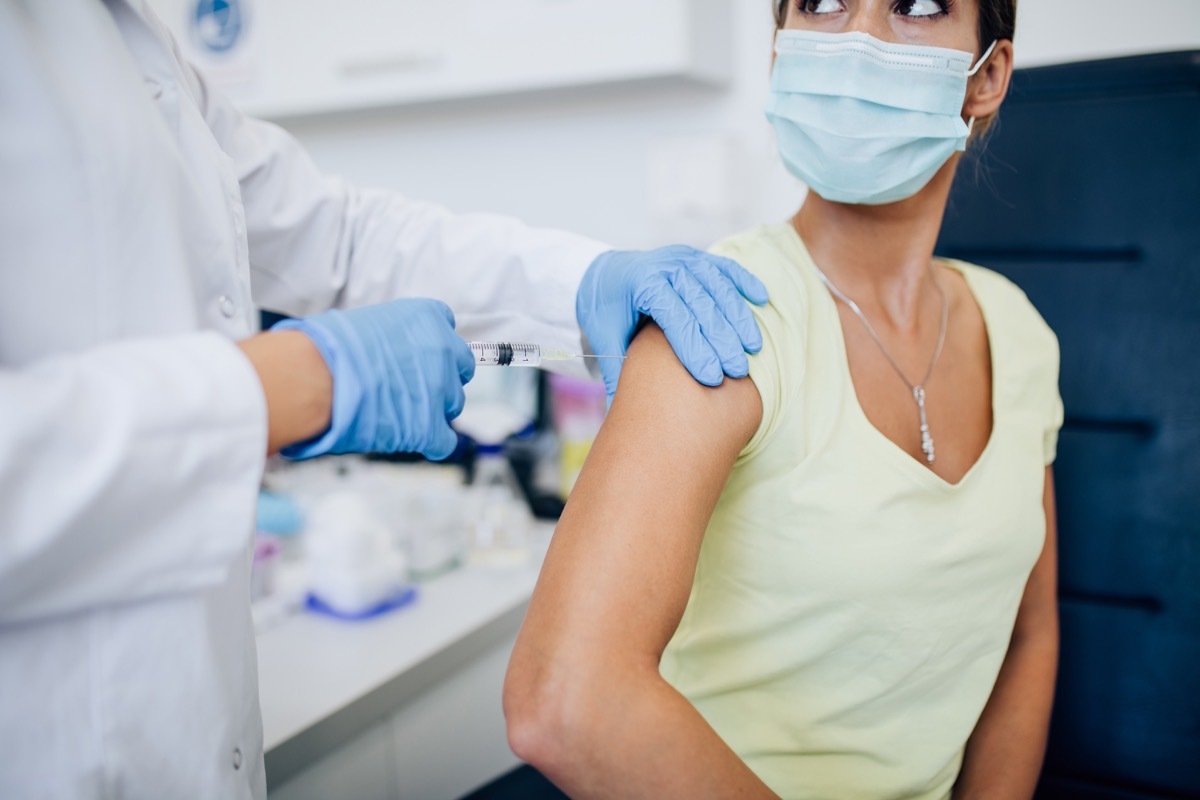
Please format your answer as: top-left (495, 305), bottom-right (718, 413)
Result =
top-left (766, 30), bottom-right (997, 206)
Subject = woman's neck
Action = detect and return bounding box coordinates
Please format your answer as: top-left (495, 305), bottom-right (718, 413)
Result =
top-left (792, 159), bottom-right (958, 331)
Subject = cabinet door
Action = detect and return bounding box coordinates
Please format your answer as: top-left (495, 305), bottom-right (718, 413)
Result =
top-left (145, 0), bottom-right (731, 120)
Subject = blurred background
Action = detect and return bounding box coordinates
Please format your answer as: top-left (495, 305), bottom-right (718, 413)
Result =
top-left (157, 0), bottom-right (1200, 249)
top-left (141, 1), bottom-right (1200, 798)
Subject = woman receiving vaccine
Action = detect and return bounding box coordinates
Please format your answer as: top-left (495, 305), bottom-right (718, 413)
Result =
top-left (505, 1), bottom-right (1063, 798)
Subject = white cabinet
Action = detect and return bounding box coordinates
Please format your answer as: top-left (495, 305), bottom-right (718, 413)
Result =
top-left (145, 0), bottom-right (732, 120)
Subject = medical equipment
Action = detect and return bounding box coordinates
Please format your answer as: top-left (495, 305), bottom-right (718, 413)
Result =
top-left (468, 442), bottom-right (533, 568)
top-left (305, 491), bottom-right (414, 618)
top-left (468, 342), bottom-right (627, 368)
top-left (549, 373), bottom-right (607, 496)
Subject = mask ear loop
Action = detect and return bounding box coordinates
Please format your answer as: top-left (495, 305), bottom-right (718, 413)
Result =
top-left (964, 40), bottom-right (1000, 130)
top-left (967, 40), bottom-right (999, 78)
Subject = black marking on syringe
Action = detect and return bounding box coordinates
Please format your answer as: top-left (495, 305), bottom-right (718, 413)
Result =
top-left (498, 343), bottom-right (514, 367)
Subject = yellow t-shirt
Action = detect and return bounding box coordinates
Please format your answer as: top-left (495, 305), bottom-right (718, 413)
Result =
top-left (660, 223), bottom-right (1064, 800)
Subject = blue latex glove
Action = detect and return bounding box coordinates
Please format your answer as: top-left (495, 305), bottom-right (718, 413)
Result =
top-left (273, 299), bottom-right (475, 461)
top-left (576, 246), bottom-right (771, 401)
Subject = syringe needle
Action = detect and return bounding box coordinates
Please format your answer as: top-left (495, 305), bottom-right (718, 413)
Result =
top-left (542, 348), bottom-right (627, 362)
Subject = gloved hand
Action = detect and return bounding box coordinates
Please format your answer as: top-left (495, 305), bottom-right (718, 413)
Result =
top-left (273, 299), bottom-right (475, 461)
top-left (577, 246), bottom-right (770, 402)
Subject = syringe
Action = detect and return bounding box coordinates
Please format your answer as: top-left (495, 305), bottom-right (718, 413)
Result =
top-left (468, 342), bottom-right (626, 368)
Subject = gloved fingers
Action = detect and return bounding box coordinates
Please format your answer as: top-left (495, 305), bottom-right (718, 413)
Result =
top-left (666, 268), bottom-right (750, 381)
top-left (425, 299), bottom-right (458, 329)
top-left (423, 421), bottom-right (460, 462)
top-left (689, 256), bottom-right (765, 355)
top-left (709, 253), bottom-right (770, 306)
top-left (452, 335), bottom-right (476, 384)
top-left (636, 278), bottom-right (723, 386)
top-left (444, 362), bottom-right (468, 420)
top-left (598, 356), bottom-right (623, 407)
top-left (445, 384), bottom-right (467, 421)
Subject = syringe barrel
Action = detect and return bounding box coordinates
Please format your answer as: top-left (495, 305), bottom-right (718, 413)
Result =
top-left (468, 342), bottom-right (543, 367)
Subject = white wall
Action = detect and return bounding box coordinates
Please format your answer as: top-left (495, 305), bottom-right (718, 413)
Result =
top-left (283, 3), bottom-right (793, 250)
top-left (283, 0), bottom-right (1200, 250)
top-left (1016, 0), bottom-right (1200, 67)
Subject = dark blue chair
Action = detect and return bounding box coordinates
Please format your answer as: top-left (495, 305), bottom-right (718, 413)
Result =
top-left (938, 51), bottom-right (1200, 800)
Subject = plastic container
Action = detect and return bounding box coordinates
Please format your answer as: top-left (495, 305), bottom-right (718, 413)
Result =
top-left (251, 536), bottom-right (280, 603)
top-left (367, 463), bottom-right (470, 581)
top-left (467, 443), bottom-right (532, 567)
top-left (304, 491), bottom-right (413, 618)
top-left (548, 373), bottom-right (607, 496)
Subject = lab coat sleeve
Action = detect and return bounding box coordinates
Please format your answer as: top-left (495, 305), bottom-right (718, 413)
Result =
top-left (148, 12), bottom-right (608, 377)
top-left (0, 333), bottom-right (267, 624)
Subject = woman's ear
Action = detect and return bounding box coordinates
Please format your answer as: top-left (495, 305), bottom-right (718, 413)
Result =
top-left (964, 39), bottom-right (1014, 121)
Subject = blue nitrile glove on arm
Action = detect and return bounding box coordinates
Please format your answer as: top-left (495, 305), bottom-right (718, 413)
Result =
top-left (577, 246), bottom-right (771, 402)
top-left (273, 299), bottom-right (475, 461)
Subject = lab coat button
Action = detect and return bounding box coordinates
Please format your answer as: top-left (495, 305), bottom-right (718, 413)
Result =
top-left (232, 747), bottom-right (242, 770)
top-left (218, 296), bottom-right (237, 318)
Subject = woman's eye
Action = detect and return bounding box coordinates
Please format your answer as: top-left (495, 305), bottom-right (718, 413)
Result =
top-left (799, 0), bottom-right (846, 14)
top-left (895, 0), bottom-right (947, 17)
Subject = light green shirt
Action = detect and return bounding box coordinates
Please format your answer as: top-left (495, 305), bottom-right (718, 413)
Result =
top-left (660, 223), bottom-right (1064, 800)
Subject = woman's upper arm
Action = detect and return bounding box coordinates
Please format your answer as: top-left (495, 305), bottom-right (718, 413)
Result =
top-left (1013, 468), bottom-right (1060, 643)
top-left (511, 323), bottom-right (763, 677)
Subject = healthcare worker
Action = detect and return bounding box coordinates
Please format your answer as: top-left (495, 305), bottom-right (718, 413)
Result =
top-left (0, 1), bottom-right (769, 797)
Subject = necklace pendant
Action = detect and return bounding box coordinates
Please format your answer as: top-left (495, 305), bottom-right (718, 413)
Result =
top-left (913, 386), bottom-right (936, 465)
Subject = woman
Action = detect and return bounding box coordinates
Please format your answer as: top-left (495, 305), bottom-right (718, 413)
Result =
top-left (504, 1), bottom-right (1063, 798)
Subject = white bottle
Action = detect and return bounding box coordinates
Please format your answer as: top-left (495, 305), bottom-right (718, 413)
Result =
top-left (468, 443), bottom-right (531, 568)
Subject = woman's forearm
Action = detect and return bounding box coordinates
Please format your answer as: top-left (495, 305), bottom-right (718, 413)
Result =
top-left (958, 468), bottom-right (1061, 799)
top-left (506, 661), bottom-right (778, 799)
top-left (955, 625), bottom-right (1058, 799)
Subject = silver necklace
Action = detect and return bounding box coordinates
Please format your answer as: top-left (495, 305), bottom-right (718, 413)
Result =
top-left (814, 263), bottom-right (949, 465)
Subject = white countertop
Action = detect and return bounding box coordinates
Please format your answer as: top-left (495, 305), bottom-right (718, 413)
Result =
top-left (256, 524), bottom-right (552, 787)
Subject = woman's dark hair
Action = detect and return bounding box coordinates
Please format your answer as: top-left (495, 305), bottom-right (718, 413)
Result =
top-left (773, 1), bottom-right (1017, 54)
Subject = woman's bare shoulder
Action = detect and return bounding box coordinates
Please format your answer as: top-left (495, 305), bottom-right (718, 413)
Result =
top-left (612, 324), bottom-right (763, 453)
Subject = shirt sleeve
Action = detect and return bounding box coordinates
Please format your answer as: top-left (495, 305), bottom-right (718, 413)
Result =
top-left (0, 334), bottom-right (267, 624)
top-left (977, 264), bottom-right (1065, 468)
top-left (709, 232), bottom-right (805, 465)
top-left (1043, 333), bottom-right (1065, 467)
top-left (140, 8), bottom-right (608, 378)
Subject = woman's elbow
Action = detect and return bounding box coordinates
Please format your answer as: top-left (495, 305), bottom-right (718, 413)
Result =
top-left (504, 647), bottom-right (618, 776)
top-left (504, 656), bottom-right (575, 772)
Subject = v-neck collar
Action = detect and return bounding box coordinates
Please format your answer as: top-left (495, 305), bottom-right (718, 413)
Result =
top-left (779, 224), bottom-right (1000, 492)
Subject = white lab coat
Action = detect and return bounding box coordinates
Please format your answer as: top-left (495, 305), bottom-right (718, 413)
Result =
top-left (0, 0), bottom-right (606, 797)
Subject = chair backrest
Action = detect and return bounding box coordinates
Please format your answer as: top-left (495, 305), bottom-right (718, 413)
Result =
top-left (937, 51), bottom-right (1200, 800)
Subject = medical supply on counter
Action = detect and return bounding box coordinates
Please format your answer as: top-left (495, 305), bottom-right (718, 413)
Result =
top-left (252, 537), bottom-right (281, 603)
top-left (305, 491), bottom-right (414, 618)
top-left (304, 585), bottom-right (418, 621)
top-left (468, 443), bottom-right (533, 568)
top-left (504, 430), bottom-right (567, 520)
top-left (256, 490), bottom-right (305, 537)
top-left (549, 374), bottom-right (607, 497)
top-left (367, 463), bottom-right (471, 580)
top-left (468, 341), bottom-right (626, 368)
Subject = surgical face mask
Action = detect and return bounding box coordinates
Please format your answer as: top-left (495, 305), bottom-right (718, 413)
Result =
top-left (766, 30), bottom-right (997, 206)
